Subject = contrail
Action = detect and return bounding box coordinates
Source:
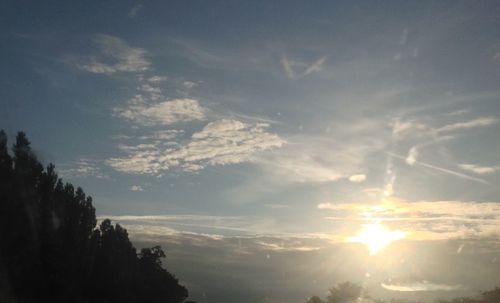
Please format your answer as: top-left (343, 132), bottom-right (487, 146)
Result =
top-left (387, 152), bottom-right (489, 184)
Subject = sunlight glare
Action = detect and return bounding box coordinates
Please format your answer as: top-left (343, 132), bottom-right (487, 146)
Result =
top-left (350, 223), bottom-right (405, 255)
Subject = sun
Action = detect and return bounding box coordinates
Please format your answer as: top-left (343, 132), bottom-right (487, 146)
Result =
top-left (350, 223), bottom-right (405, 255)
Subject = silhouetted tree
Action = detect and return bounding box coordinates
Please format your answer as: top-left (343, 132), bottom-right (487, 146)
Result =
top-left (327, 282), bottom-right (364, 303)
top-left (305, 282), bottom-right (500, 303)
top-left (306, 295), bottom-right (326, 303)
top-left (0, 130), bottom-right (188, 303)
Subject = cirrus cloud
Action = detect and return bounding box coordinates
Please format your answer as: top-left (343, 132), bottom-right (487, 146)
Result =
top-left (76, 34), bottom-right (150, 74)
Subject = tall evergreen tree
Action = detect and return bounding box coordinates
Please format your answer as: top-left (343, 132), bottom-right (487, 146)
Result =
top-left (0, 130), bottom-right (188, 303)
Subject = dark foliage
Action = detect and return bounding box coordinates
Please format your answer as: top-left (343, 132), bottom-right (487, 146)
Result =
top-left (0, 131), bottom-right (188, 303)
top-left (306, 282), bottom-right (500, 303)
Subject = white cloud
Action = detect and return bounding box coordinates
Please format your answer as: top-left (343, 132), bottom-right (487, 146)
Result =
top-left (107, 119), bottom-right (284, 174)
top-left (128, 4), bottom-right (143, 18)
top-left (389, 152), bottom-right (488, 184)
top-left (255, 241), bottom-right (320, 252)
top-left (281, 56), bottom-right (327, 79)
top-left (304, 56), bottom-right (327, 75)
top-left (446, 109), bottom-right (469, 116)
top-left (115, 98), bottom-right (206, 126)
top-left (183, 81), bottom-right (198, 89)
top-left (130, 185), bottom-right (144, 191)
top-left (458, 163), bottom-right (500, 175)
top-left (405, 146), bottom-right (418, 165)
top-left (138, 84), bottom-right (161, 94)
top-left (435, 117), bottom-right (498, 134)
top-left (281, 56), bottom-right (294, 79)
top-left (349, 174), bottom-right (366, 183)
top-left (381, 280), bottom-right (463, 292)
top-left (58, 158), bottom-right (108, 179)
top-left (392, 120), bottom-right (426, 136)
top-left (148, 75), bottom-right (167, 83)
top-left (76, 34), bottom-right (150, 74)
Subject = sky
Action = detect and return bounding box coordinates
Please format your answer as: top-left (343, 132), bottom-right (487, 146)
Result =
top-left (1, 1), bottom-right (500, 302)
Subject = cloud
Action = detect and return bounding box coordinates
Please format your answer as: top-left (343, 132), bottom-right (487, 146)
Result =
top-left (183, 81), bottom-right (198, 89)
top-left (399, 28), bottom-right (409, 45)
top-left (281, 56), bottom-right (327, 79)
top-left (304, 56), bottom-right (327, 75)
top-left (130, 185), bottom-right (144, 191)
top-left (349, 174), bottom-right (366, 183)
top-left (446, 109), bottom-right (469, 116)
top-left (138, 84), bottom-right (161, 94)
top-left (391, 120), bottom-right (426, 136)
top-left (147, 75), bottom-right (167, 83)
top-left (128, 4), bottom-right (143, 18)
top-left (405, 146), bottom-right (418, 165)
top-left (320, 198), bottom-right (500, 240)
top-left (382, 279), bottom-right (463, 292)
top-left (115, 98), bottom-right (206, 126)
top-left (281, 56), bottom-right (294, 79)
top-left (76, 34), bottom-right (150, 74)
top-left (435, 117), bottom-right (498, 134)
top-left (107, 119), bottom-right (284, 174)
top-left (58, 158), bottom-right (108, 179)
top-left (389, 152), bottom-right (488, 184)
top-left (254, 241), bottom-right (320, 252)
top-left (255, 123), bottom-right (386, 184)
top-left (98, 214), bottom-right (280, 238)
top-left (458, 163), bottom-right (500, 175)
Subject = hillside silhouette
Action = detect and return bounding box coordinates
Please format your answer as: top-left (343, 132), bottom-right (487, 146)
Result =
top-left (0, 131), bottom-right (188, 303)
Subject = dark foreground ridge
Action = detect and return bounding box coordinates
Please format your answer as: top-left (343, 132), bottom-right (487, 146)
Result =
top-left (0, 131), bottom-right (188, 303)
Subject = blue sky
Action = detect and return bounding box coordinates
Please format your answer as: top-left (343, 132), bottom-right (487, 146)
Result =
top-left (2, 1), bottom-right (500, 302)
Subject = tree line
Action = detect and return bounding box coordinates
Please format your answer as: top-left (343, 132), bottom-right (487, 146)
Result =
top-left (306, 282), bottom-right (500, 303)
top-left (0, 131), bottom-right (188, 303)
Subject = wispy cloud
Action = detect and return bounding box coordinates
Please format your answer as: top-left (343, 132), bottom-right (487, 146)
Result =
top-left (304, 56), bottom-right (327, 75)
top-left (446, 109), bottom-right (469, 116)
top-left (389, 152), bottom-right (488, 184)
top-left (75, 34), bottom-right (150, 74)
top-left (281, 56), bottom-right (327, 79)
top-left (458, 163), bottom-right (500, 175)
top-left (183, 81), bottom-right (198, 89)
top-left (107, 119), bottom-right (284, 174)
top-left (435, 117), bottom-right (498, 134)
top-left (382, 279), bottom-right (463, 292)
top-left (281, 56), bottom-right (294, 79)
top-left (319, 198), bottom-right (500, 240)
top-left (58, 158), bottom-right (108, 179)
top-left (349, 174), bottom-right (366, 183)
top-left (115, 98), bottom-right (206, 126)
top-left (128, 4), bottom-right (143, 18)
top-left (391, 120), bottom-right (426, 137)
top-left (256, 125), bottom-right (386, 184)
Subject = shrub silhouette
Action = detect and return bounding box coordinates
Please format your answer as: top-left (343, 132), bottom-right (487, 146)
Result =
top-left (0, 130), bottom-right (188, 303)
